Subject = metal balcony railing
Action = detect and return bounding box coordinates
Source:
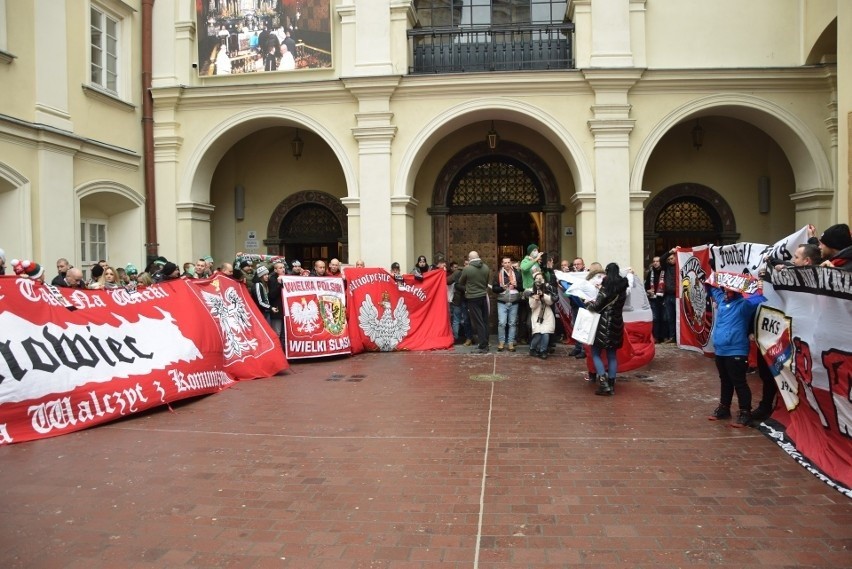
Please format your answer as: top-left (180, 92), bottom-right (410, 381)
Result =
top-left (408, 24), bottom-right (574, 74)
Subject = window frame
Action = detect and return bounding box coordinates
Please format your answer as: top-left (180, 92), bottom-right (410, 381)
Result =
top-left (87, 0), bottom-right (133, 100)
top-left (80, 218), bottom-right (109, 280)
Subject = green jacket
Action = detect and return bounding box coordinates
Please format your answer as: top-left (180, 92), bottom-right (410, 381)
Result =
top-left (519, 255), bottom-right (540, 289)
top-left (459, 259), bottom-right (490, 299)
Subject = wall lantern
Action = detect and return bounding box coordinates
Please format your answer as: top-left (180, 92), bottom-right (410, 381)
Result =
top-left (487, 121), bottom-right (499, 150)
top-left (291, 128), bottom-right (304, 159)
top-left (691, 119), bottom-right (704, 150)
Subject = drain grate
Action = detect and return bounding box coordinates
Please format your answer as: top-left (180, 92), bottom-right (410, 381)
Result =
top-left (326, 374), bottom-right (366, 382)
top-left (470, 374), bottom-right (506, 382)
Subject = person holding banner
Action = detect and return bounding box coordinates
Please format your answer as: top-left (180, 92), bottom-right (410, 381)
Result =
top-left (704, 278), bottom-right (766, 427)
top-left (584, 263), bottom-right (629, 396)
top-left (815, 223), bottom-right (852, 270)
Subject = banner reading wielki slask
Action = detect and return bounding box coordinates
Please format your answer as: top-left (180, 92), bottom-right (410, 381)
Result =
top-left (280, 275), bottom-right (351, 359)
top-left (756, 266), bottom-right (852, 494)
top-left (0, 275), bottom-right (287, 444)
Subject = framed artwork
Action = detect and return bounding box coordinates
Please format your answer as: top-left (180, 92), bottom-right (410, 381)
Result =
top-left (196, 0), bottom-right (332, 76)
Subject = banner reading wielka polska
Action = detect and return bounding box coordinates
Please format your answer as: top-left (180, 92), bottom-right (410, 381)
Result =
top-left (280, 276), bottom-right (351, 359)
top-left (0, 275), bottom-right (287, 444)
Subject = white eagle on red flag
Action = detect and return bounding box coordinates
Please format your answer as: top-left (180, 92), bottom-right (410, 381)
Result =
top-left (358, 292), bottom-right (410, 351)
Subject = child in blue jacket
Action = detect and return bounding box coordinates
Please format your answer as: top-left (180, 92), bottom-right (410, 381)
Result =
top-left (705, 281), bottom-right (766, 427)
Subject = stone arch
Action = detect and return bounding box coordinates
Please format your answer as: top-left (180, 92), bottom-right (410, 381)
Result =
top-left (180, 108), bottom-right (358, 206)
top-left (631, 94), bottom-right (833, 199)
top-left (395, 97), bottom-right (593, 200)
top-left (74, 180), bottom-right (146, 268)
top-left (264, 190), bottom-right (348, 254)
top-left (643, 183), bottom-right (739, 261)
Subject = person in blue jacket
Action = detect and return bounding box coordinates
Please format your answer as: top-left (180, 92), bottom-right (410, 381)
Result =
top-left (705, 279), bottom-right (766, 427)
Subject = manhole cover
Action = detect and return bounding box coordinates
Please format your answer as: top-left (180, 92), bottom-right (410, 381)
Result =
top-left (470, 374), bottom-right (506, 382)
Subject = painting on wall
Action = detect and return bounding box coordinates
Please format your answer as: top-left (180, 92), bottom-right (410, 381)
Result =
top-left (196, 0), bottom-right (332, 76)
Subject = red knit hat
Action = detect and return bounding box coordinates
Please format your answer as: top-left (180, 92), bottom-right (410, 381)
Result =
top-left (11, 259), bottom-right (45, 280)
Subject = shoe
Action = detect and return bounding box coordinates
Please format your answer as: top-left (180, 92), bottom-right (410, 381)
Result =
top-left (708, 405), bottom-right (732, 421)
top-left (476, 347), bottom-right (489, 354)
top-left (663, 338), bottom-right (676, 344)
top-left (463, 339), bottom-right (473, 346)
top-left (573, 351), bottom-right (586, 359)
top-left (608, 377), bottom-right (616, 395)
top-left (731, 409), bottom-right (752, 428)
top-left (750, 406), bottom-right (772, 423)
top-left (497, 342), bottom-right (505, 352)
top-left (582, 372), bottom-right (593, 382)
top-left (594, 375), bottom-right (612, 396)
top-left (538, 352), bottom-right (547, 360)
top-left (528, 350), bottom-right (536, 357)
top-left (548, 347), bottom-right (556, 354)
top-left (507, 343), bottom-right (515, 352)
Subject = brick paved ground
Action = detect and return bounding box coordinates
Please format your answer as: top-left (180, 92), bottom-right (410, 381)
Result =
top-left (1, 342), bottom-right (850, 568)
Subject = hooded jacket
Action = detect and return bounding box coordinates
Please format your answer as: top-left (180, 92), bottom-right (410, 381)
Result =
top-left (459, 258), bottom-right (489, 299)
top-left (587, 275), bottom-right (629, 350)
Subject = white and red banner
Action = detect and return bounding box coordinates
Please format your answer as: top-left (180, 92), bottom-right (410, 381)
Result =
top-left (755, 266), bottom-right (852, 494)
top-left (674, 245), bottom-right (714, 355)
top-left (280, 276), bottom-right (351, 359)
top-left (345, 268), bottom-right (453, 353)
top-left (0, 275), bottom-right (287, 444)
top-left (556, 270), bottom-right (655, 372)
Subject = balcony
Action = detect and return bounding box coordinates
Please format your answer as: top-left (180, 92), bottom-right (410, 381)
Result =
top-left (408, 24), bottom-right (574, 74)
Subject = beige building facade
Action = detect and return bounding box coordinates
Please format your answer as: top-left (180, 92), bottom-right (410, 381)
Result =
top-left (0, 0), bottom-right (849, 275)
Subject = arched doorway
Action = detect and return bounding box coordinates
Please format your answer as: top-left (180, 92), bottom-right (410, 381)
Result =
top-left (643, 183), bottom-right (739, 262)
top-left (265, 190), bottom-right (348, 268)
top-left (429, 141), bottom-right (563, 268)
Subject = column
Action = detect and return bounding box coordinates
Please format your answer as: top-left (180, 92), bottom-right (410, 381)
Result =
top-left (584, 70), bottom-right (642, 269)
top-left (343, 77), bottom-right (400, 269)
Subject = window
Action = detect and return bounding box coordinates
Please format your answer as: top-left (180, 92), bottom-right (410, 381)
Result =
top-left (415, 0), bottom-right (566, 28)
top-left (90, 6), bottom-right (118, 93)
top-left (81, 219), bottom-right (108, 279)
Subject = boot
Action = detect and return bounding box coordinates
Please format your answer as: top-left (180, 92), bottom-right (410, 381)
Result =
top-left (608, 376), bottom-right (616, 395)
top-left (595, 375), bottom-right (612, 396)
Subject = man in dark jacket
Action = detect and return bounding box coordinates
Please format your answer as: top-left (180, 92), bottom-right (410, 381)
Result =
top-left (644, 255), bottom-right (665, 343)
top-left (661, 249), bottom-right (678, 343)
top-left (816, 223), bottom-right (852, 270)
top-left (459, 251), bottom-right (490, 353)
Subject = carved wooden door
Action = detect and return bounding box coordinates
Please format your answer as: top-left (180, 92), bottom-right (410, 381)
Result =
top-left (448, 214), bottom-right (497, 271)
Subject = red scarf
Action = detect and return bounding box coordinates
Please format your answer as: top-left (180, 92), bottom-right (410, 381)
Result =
top-left (500, 268), bottom-right (517, 289)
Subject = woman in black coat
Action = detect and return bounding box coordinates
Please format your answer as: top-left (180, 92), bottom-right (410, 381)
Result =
top-left (585, 262), bottom-right (629, 396)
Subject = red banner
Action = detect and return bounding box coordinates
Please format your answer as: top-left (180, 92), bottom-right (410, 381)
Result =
top-left (345, 268), bottom-right (454, 353)
top-left (280, 276), bottom-right (351, 359)
top-left (0, 275), bottom-right (287, 444)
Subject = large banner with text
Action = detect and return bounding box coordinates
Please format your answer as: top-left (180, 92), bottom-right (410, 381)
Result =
top-left (345, 268), bottom-right (454, 353)
top-left (0, 275), bottom-right (287, 444)
top-left (281, 276), bottom-right (351, 359)
top-left (755, 266), bottom-right (852, 494)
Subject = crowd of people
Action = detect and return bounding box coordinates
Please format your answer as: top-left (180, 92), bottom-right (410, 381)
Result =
top-left (1, 222), bottom-right (848, 416)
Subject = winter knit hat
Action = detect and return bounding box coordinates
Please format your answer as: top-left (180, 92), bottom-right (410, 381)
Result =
top-left (203, 255), bottom-right (214, 264)
top-left (161, 262), bottom-right (179, 277)
top-left (255, 265), bottom-right (269, 278)
top-left (11, 259), bottom-right (45, 280)
top-left (526, 244), bottom-right (539, 256)
top-left (125, 263), bottom-right (138, 275)
top-left (819, 223), bottom-right (852, 251)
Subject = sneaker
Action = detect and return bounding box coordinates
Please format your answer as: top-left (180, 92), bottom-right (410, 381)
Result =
top-left (463, 339), bottom-right (473, 346)
top-left (538, 352), bottom-right (548, 360)
top-left (708, 405), bottom-right (731, 421)
top-left (507, 343), bottom-right (515, 352)
top-left (497, 342), bottom-right (505, 352)
top-left (731, 409), bottom-right (752, 428)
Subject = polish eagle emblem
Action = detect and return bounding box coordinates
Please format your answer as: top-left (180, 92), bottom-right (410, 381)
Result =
top-left (290, 296), bottom-right (321, 334)
top-left (202, 286), bottom-right (258, 359)
top-left (358, 291), bottom-right (410, 351)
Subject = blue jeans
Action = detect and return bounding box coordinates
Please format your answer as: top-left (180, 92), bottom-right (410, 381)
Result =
top-left (496, 301), bottom-right (518, 344)
top-left (452, 302), bottom-right (474, 341)
top-left (591, 345), bottom-right (618, 379)
top-left (530, 332), bottom-right (549, 354)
